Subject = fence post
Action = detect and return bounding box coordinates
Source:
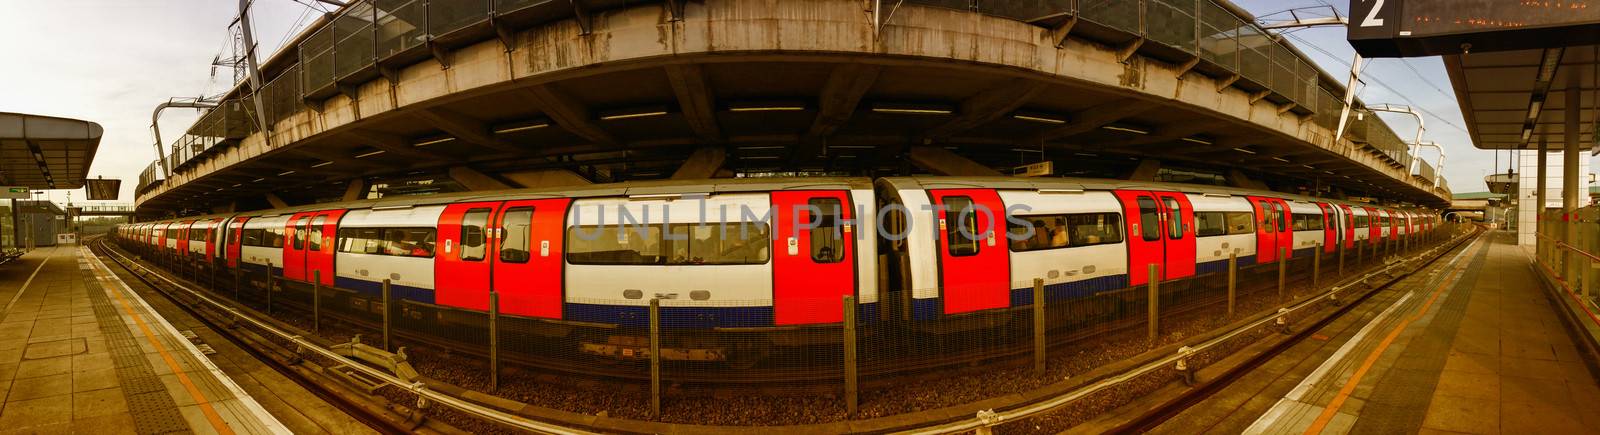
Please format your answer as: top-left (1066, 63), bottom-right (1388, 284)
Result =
top-left (1032, 278), bottom-right (1045, 375)
top-left (313, 270), bottom-right (321, 333)
top-left (843, 295), bottom-right (858, 416)
top-left (489, 291), bottom-right (500, 391)
top-left (1339, 240), bottom-right (1345, 277)
top-left (1147, 264), bottom-right (1159, 344)
top-left (649, 297), bottom-right (662, 419)
top-left (233, 264), bottom-right (241, 301)
top-left (1227, 251), bottom-right (1237, 319)
top-left (1313, 242), bottom-right (1322, 289)
top-left (1277, 248), bottom-right (1287, 302)
top-left (265, 261), bottom-right (273, 315)
top-left (382, 279), bottom-right (392, 352)
top-left (1357, 238), bottom-right (1365, 266)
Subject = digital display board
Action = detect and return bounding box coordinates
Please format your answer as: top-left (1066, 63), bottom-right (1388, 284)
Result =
top-left (1350, 0), bottom-right (1600, 57)
top-left (1, 187), bottom-right (29, 200)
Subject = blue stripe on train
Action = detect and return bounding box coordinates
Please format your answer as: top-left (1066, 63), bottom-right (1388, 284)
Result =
top-left (910, 273), bottom-right (1131, 321)
top-left (1197, 254), bottom-right (1257, 274)
top-left (563, 302), bottom-right (881, 328)
top-left (335, 277), bottom-right (436, 304)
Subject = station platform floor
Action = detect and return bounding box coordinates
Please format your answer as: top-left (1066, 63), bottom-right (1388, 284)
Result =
top-left (0, 245), bottom-right (293, 434)
top-left (1152, 230), bottom-right (1600, 435)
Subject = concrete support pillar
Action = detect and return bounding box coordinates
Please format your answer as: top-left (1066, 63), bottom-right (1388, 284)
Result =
top-left (264, 193), bottom-right (288, 209)
top-left (670, 147), bottom-right (728, 180)
top-left (907, 146), bottom-right (1001, 176)
top-left (448, 166), bottom-right (513, 191)
top-left (1565, 78), bottom-right (1583, 290)
top-left (1537, 136), bottom-right (1547, 260)
top-left (1127, 159), bottom-right (1161, 181)
top-left (342, 179), bottom-right (368, 202)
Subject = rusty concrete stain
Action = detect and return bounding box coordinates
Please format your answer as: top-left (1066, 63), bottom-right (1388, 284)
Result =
top-left (1119, 55), bottom-right (1144, 89)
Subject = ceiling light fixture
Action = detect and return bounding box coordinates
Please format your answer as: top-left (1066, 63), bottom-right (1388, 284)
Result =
top-left (1233, 147), bottom-right (1257, 154)
top-left (1011, 111), bottom-right (1068, 124)
top-left (1101, 125), bottom-right (1150, 135)
top-left (871, 102), bottom-right (955, 115)
top-left (355, 150), bottom-right (386, 158)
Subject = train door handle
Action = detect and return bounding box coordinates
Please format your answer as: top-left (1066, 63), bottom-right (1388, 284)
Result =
top-left (787, 237), bottom-right (799, 256)
top-left (540, 240), bottom-right (550, 257)
top-left (390, 273), bottom-right (401, 281)
top-left (986, 231), bottom-right (995, 246)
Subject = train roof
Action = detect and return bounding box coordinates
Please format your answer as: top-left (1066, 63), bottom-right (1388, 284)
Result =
top-left (878, 176), bottom-right (1426, 211)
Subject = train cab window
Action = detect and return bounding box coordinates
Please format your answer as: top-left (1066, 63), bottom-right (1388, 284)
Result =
top-left (293, 219), bottom-right (308, 250)
top-left (460, 208), bottom-right (491, 262)
top-left (1137, 197), bottom-right (1161, 241)
top-left (944, 196), bottom-right (982, 257)
top-left (809, 198), bottom-right (845, 263)
top-left (308, 216), bottom-right (327, 252)
top-left (1162, 198), bottom-right (1183, 239)
top-left (499, 207), bottom-right (534, 263)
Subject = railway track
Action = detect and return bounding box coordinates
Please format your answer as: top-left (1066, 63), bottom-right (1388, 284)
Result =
top-left (103, 237), bottom-right (1401, 394)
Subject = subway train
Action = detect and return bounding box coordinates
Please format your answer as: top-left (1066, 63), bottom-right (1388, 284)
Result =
top-left (113, 176), bottom-right (1436, 362)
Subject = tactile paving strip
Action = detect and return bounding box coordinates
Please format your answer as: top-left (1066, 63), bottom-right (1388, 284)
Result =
top-left (82, 268), bottom-right (192, 434)
top-left (1348, 239), bottom-right (1492, 435)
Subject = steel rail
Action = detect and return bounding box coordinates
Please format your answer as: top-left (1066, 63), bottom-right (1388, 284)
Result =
top-left (96, 240), bottom-right (597, 435)
top-left (902, 226), bottom-right (1476, 435)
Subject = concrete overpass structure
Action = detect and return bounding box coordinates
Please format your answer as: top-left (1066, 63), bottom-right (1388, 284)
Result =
top-left (134, 0), bottom-right (1451, 215)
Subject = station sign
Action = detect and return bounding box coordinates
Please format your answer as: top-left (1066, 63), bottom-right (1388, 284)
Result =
top-left (86, 178), bottom-right (121, 201)
top-left (1012, 161), bottom-right (1054, 177)
top-left (1, 186), bottom-right (30, 199)
top-left (1349, 0), bottom-right (1600, 57)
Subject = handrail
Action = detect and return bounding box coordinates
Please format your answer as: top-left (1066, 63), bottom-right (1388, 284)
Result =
top-left (94, 241), bottom-right (596, 435)
top-left (902, 226), bottom-right (1475, 434)
top-left (1535, 232), bottom-right (1600, 263)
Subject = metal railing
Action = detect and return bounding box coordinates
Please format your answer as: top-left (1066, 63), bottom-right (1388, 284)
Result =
top-left (1534, 207), bottom-right (1600, 324)
top-left (137, 0), bottom-right (1426, 195)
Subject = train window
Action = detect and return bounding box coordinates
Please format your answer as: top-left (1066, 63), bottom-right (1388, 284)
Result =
top-left (1275, 203), bottom-right (1289, 232)
top-left (499, 207), bottom-right (534, 264)
top-left (1010, 215), bottom-right (1070, 251)
top-left (242, 229), bottom-right (263, 246)
top-left (1066, 213), bottom-right (1122, 246)
top-left (268, 227), bottom-right (285, 248)
top-left (386, 228), bottom-right (436, 257)
top-left (309, 216), bottom-right (327, 252)
top-left (809, 198), bottom-right (844, 263)
top-left (460, 208), bottom-right (491, 262)
top-left (1292, 214), bottom-right (1311, 231)
top-left (1225, 212), bottom-right (1254, 235)
top-left (1354, 214), bottom-right (1369, 228)
top-left (293, 219), bottom-right (308, 250)
top-left (666, 223), bottom-right (771, 265)
top-left (1138, 197), bottom-right (1161, 242)
top-left (943, 196), bottom-right (982, 257)
top-left (1195, 212), bottom-right (1227, 237)
top-left (566, 225), bottom-right (666, 265)
top-left (1307, 214), bottom-right (1324, 230)
top-left (1162, 198), bottom-right (1183, 239)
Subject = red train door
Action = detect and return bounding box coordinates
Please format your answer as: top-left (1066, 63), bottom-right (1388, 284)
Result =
top-left (929, 189), bottom-right (1009, 314)
top-left (437, 202), bottom-right (502, 311)
top-left (1117, 191), bottom-right (1164, 285)
top-left (490, 199), bottom-right (569, 319)
top-left (1315, 203), bottom-right (1337, 253)
top-left (1152, 192), bottom-right (1196, 280)
top-left (1272, 200), bottom-right (1293, 259)
top-left (283, 212), bottom-right (315, 281)
top-left (175, 222), bottom-right (191, 258)
top-left (203, 219), bottom-right (219, 261)
top-left (1364, 207), bottom-right (1380, 244)
top-left (772, 191), bottom-right (856, 325)
top-left (226, 217), bottom-right (248, 268)
top-left (1247, 197), bottom-right (1277, 263)
top-left (304, 210), bottom-right (344, 287)
top-left (1339, 205), bottom-right (1355, 249)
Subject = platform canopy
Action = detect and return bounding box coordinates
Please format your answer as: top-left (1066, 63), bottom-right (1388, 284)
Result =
top-left (0, 112), bottom-right (103, 189)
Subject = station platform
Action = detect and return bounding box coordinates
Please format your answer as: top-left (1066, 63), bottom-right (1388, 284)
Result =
top-left (1151, 231), bottom-right (1600, 434)
top-left (0, 245), bottom-right (290, 434)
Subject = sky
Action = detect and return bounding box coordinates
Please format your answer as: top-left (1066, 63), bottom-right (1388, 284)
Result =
top-left (0, 0), bottom-right (1589, 206)
top-left (0, 0), bottom-right (330, 205)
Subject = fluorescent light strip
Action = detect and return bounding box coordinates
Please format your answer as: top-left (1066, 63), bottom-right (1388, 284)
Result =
top-left (355, 150), bottom-right (386, 158)
top-left (311, 161), bottom-right (333, 168)
top-left (278, 170), bottom-right (296, 176)
top-left (729, 106), bottom-right (806, 112)
top-left (600, 111), bottom-right (669, 120)
top-left (415, 137), bottom-right (454, 147)
top-left (493, 123), bottom-right (550, 134)
top-left (872, 107), bottom-right (953, 115)
top-left (1233, 147), bottom-right (1257, 154)
top-left (1181, 137), bottom-right (1212, 145)
top-left (1012, 114), bottom-right (1067, 124)
top-left (1101, 125), bottom-right (1149, 134)
top-left (1272, 157), bottom-right (1290, 163)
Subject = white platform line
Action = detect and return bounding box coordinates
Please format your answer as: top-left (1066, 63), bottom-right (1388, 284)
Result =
top-left (2, 246), bottom-right (57, 315)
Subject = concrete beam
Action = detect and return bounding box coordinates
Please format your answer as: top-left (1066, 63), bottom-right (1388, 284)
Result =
top-left (501, 169), bottom-right (593, 188)
top-left (1030, 99), bottom-right (1159, 143)
top-left (1111, 121), bottom-right (1225, 147)
top-left (210, 202), bottom-right (236, 214)
top-left (908, 146), bottom-right (1001, 176)
top-left (923, 80), bottom-right (1049, 140)
top-left (1127, 159), bottom-right (1161, 181)
top-left (342, 179), bottom-right (367, 202)
top-left (265, 193), bottom-right (289, 209)
top-left (1225, 169), bottom-right (1270, 191)
top-left (522, 85), bottom-right (619, 145)
top-left (448, 166), bottom-right (513, 191)
top-left (665, 64), bottom-right (721, 143)
top-left (288, 148), bottom-right (385, 170)
top-left (671, 147), bottom-right (728, 179)
top-left (413, 108), bottom-right (526, 153)
top-left (808, 63), bottom-right (882, 139)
